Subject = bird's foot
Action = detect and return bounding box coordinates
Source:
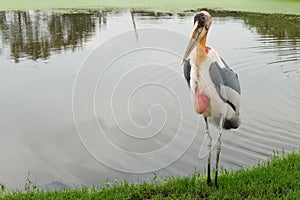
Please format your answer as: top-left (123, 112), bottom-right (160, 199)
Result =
top-left (207, 182), bottom-right (213, 187)
top-left (207, 179), bottom-right (213, 187)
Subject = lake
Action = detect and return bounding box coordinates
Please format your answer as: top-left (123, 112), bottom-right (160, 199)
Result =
top-left (0, 9), bottom-right (299, 190)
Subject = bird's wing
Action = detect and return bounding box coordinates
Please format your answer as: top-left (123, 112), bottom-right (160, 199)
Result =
top-left (183, 59), bottom-right (191, 88)
top-left (209, 59), bottom-right (241, 112)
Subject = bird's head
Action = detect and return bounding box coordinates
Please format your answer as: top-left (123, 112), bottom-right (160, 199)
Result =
top-left (182, 11), bottom-right (212, 63)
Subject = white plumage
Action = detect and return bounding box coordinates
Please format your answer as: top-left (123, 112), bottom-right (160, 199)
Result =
top-left (182, 11), bottom-right (241, 187)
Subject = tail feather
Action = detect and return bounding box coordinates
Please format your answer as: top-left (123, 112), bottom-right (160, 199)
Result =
top-left (223, 117), bottom-right (240, 130)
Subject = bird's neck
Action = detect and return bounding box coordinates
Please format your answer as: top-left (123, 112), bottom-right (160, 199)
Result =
top-left (196, 33), bottom-right (207, 68)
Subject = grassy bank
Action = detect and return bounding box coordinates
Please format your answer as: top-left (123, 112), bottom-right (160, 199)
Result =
top-left (0, 0), bottom-right (300, 15)
top-left (1, 152), bottom-right (300, 199)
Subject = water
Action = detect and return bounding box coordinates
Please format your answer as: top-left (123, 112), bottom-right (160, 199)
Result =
top-left (0, 10), bottom-right (299, 189)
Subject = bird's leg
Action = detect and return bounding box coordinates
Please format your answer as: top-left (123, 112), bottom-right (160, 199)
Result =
top-left (204, 117), bottom-right (212, 186)
top-left (215, 116), bottom-right (224, 188)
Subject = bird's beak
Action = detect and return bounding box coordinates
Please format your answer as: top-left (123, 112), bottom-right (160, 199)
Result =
top-left (182, 21), bottom-right (207, 64)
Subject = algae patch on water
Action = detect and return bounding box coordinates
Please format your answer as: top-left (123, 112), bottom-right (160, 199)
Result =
top-left (0, 0), bottom-right (299, 15)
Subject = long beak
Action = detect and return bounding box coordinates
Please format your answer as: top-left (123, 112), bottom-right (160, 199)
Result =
top-left (182, 21), bottom-right (207, 64)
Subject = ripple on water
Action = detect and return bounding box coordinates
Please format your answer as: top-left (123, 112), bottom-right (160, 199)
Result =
top-left (282, 70), bottom-right (300, 100)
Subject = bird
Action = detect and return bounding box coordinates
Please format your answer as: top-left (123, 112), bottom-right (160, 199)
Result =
top-left (182, 11), bottom-right (241, 187)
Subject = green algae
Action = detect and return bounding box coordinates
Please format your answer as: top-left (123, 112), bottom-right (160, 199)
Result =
top-left (0, 0), bottom-right (299, 15)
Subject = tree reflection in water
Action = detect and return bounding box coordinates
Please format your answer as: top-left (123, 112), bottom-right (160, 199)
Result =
top-left (0, 10), bottom-right (107, 63)
top-left (0, 10), bottom-right (299, 63)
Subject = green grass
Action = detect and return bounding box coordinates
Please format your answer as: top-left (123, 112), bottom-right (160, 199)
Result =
top-left (0, 0), bottom-right (299, 15)
top-left (1, 152), bottom-right (300, 199)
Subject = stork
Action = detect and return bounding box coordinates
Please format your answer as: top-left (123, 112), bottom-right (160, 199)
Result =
top-left (182, 11), bottom-right (241, 187)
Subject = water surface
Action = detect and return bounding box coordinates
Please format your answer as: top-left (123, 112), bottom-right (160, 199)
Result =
top-left (0, 10), bottom-right (299, 189)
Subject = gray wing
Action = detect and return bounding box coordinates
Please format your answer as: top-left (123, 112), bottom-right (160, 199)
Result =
top-left (209, 59), bottom-right (241, 111)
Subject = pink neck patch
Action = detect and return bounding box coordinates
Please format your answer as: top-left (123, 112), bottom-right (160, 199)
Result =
top-left (205, 46), bottom-right (211, 54)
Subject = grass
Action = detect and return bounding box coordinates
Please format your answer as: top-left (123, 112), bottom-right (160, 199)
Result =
top-left (1, 152), bottom-right (300, 199)
top-left (0, 0), bottom-right (299, 15)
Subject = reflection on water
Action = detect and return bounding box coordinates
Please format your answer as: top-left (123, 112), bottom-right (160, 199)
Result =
top-left (243, 13), bottom-right (300, 66)
top-left (0, 10), bottom-right (299, 63)
top-left (0, 9), bottom-right (299, 190)
top-left (0, 10), bottom-right (106, 62)
top-left (243, 13), bottom-right (300, 39)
